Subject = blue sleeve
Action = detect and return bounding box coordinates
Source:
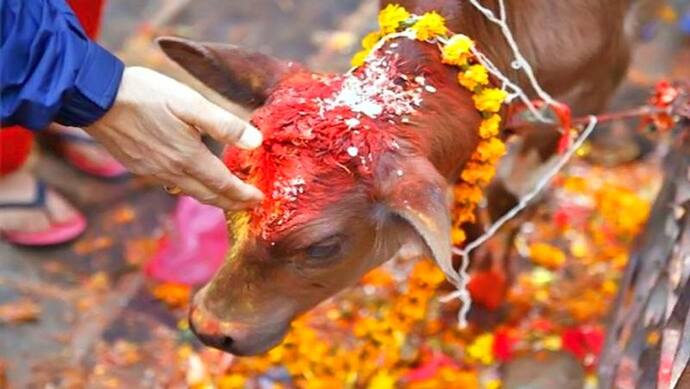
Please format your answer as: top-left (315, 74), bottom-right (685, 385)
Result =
top-left (0, 0), bottom-right (124, 131)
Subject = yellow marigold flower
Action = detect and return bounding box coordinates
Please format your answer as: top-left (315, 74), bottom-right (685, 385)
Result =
top-left (458, 64), bottom-right (489, 90)
top-left (466, 333), bottom-right (495, 365)
top-left (368, 370), bottom-right (396, 389)
top-left (542, 335), bottom-right (563, 351)
top-left (378, 4), bottom-right (411, 34)
top-left (478, 114), bottom-right (502, 139)
top-left (351, 49), bottom-right (370, 67)
top-left (267, 345), bottom-right (286, 364)
top-left (473, 88), bottom-right (508, 113)
top-left (361, 31), bottom-right (382, 50)
top-left (486, 379), bottom-right (503, 389)
top-left (474, 138), bottom-right (506, 163)
top-left (570, 239), bottom-right (590, 258)
top-left (530, 267), bottom-right (555, 286)
top-left (441, 34), bottom-right (474, 65)
top-left (585, 375), bottom-right (600, 389)
top-left (412, 11), bottom-right (448, 41)
top-left (529, 242), bottom-right (566, 269)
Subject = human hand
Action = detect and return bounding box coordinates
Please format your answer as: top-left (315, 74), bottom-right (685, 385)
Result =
top-left (85, 66), bottom-right (264, 210)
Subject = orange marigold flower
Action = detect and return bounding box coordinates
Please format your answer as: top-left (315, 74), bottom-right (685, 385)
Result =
top-left (454, 207), bottom-right (477, 224)
top-left (398, 295), bottom-right (429, 321)
top-left (458, 64), bottom-right (489, 90)
top-left (151, 282), bottom-right (191, 309)
top-left (378, 4), bottom-right (411, 34)
top-left (562, 176), bottom-right (588, 193)
top-left (412, 11), bottom-right (448, 41)
top-left (216, 374), bottom-right (246, 389)
top-left (410, 259), bottom-right (447, 287)
top-left (596, 185), bottom-right (650, 236)
top-left (447, 370), bottom-right (481, 388)
top-left (461, 162), bottom-right (496, 184)
top-left (529, 242), bottom-right (567, 269)
top-left (361, 267), bottom-right (395, 288)
top-left (473, 88), bottom-right (508, 113)
top-left (454, 183), bottom-right (483, 204)
top-left (452, 227), bottom-right (467, 245)
top-left (565, 290), bottom-right (607, 321)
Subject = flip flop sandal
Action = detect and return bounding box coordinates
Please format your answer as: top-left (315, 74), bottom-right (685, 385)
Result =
top-left (46, 130), bottom-right (129, 179)
top-left (0, 180), bottom-right (87, 246)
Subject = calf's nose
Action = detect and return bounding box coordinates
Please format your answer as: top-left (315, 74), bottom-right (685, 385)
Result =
top-left (188, 303), bottom-right (238, 353)
top-left (188, 306), bottom-right (235, 351)
top-left (189, 300), bottom-right (289, 356)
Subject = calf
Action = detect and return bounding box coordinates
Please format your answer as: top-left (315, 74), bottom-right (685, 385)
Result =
top-left (158, 0), bottom-right (646, 355)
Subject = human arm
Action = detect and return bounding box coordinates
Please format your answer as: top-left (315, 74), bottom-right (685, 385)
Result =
top-left (1, 0), bottom-right (264, 209)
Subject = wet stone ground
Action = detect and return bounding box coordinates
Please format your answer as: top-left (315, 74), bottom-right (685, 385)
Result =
top-left (1, 0), bottom-right (688, 388)
top-left (0, 1), bottom-right (374, 387)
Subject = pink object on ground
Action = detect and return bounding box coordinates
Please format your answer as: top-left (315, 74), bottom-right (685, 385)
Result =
top-left (145, 196), bottom-right (229, 286)
top-left (63, 148), bottom-right (129, 179)
top-left (2, 214), bottom-right (87, 246)
top-left (404, 352), bottom-right (457, 382)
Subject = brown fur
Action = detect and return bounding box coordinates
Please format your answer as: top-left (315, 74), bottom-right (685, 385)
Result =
top-left (161, 0), bottom-right (648, 355)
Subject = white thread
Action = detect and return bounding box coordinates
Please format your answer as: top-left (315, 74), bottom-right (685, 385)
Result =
top-left (352, 5), bottom-right (598, 327)
top-left (444, 116), bottom-right (598, 327)
top-left (467, 0), bottom-right (559, 107)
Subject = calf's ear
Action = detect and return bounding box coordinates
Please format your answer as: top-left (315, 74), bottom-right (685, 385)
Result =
top-left (377, 154), bottom-right (453, 269)
top-left (157, 36), bottom-right (306, 108)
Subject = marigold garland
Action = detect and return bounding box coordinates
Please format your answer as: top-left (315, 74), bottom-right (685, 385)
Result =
top-left (353, 4), bottom-right (508, 245)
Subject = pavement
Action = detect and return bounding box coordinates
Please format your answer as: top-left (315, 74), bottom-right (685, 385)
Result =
top-left (0, 1), bottom-right (375, 387)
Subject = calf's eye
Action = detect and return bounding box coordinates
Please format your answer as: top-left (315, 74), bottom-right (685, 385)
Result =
top-left (306, 236), bottom-right (342, 260)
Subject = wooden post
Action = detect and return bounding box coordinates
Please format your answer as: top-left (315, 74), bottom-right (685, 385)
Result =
top-left (599, 122), bottom-right (690, 389)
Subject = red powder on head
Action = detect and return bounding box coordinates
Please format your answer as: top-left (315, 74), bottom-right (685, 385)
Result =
top-left (224, 53), bottom-right (428, 241)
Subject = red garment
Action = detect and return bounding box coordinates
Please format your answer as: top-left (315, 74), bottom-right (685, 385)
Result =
top-left (0, 0), bottom-right (106, 176)
top-left (66, 0), bottom-right (107, 39)
top-left (0, 127), bottom-right (33, 175)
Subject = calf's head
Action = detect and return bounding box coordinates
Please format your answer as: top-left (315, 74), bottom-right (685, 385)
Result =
top-left (159, 36), bottom-right (481, 355)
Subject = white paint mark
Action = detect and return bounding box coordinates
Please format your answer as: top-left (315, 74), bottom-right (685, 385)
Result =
top-left (345, 118), bottom-right (360, 128)
top-left (321, 55), bottom-right (423, 119)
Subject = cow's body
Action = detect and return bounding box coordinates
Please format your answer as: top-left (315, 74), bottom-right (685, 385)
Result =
top-left (159, 0), bottom-right (655, 355)
top-left (387, 0), bottom-right (639, 183)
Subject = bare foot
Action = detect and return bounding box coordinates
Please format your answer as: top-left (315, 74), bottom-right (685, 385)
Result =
top-left (0, 170), bottom-right (82, 233)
